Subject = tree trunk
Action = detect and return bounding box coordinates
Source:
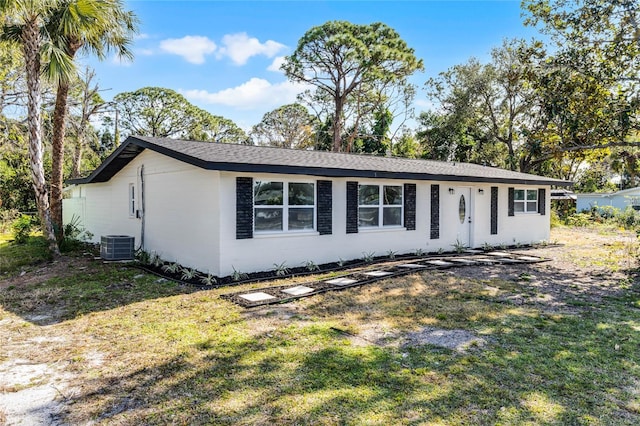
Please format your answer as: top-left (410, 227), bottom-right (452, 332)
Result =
top-left (332, 97), bottom-right (343, 152)
top-left (22, 18), bottom-right (60, 256)
top-left (72, 135), bottom-right (83, 178)
top-left (50, 81), bottom-right (70, 242)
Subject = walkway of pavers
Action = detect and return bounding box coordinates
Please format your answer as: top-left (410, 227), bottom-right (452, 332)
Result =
top-left (220, 250), bottom-right (548, 308)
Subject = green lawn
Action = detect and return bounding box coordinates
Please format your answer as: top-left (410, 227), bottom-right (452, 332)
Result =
top-left (1, 227), bottom-right (639, 425)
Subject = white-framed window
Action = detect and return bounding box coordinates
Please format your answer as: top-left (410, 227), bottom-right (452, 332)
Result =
top-left (254, 180), bottom-right (315, 233)
top-left (358, 184), bottom-right (403, 228)
top-left (128, 183), bottom-right (136, 217)
top-left (514, 189), bottom-right (538, 213)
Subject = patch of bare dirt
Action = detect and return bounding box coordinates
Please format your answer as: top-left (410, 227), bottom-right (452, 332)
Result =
top-left (0, 256), bottom-right (94, 291)
top-left (452, 227), bottom-right (637, 314)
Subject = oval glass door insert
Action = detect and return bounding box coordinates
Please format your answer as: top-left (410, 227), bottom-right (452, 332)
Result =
top-left (459, 194), bottom-right (466, 224)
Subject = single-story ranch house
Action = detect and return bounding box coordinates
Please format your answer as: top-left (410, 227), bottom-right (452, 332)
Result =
top-left (63, 135), bottom-right (570, 277)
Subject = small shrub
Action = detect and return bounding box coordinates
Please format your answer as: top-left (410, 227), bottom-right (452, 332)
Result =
top-left (414, 248), bottom-right (426, 257)
top-left (0, 209), bottom-right (20, 233)
top-left (150, 252), bottom-right (163, 267)
top-left (337, 258), bottom-right (345, 267)
top-left (615, 207), bottom-right (640, 229)
top-left (452, 239), bottom-right (466, 253)
top-left (231, 266), bottom-right (248, 282)
top-left (135, 249), bottom-right (151, 265)
top-left (550, 209), bottom-right (561, 228)
top-left (566, 213), bottom-right (592, 227)
top-left (60, 215), bottom-right (93, 252)
top-left (387, 250), bottom-right (397, 259)
top-left (362, 251), bottom-right (375, 263)
top-left (12, 215), bottom-right (34, 244)
top-left (200, 274), bottom-right (217, 286)
top-left (303, 260), bottom-right (319, 272)
top-left (273, 262), bottom-right (290, 277)
top-left (481, 242), bottom-right (493, 251)
top-left (181, 267), bottom-right (196, 281)
top-left (162, 262), bottom-right (180, 274)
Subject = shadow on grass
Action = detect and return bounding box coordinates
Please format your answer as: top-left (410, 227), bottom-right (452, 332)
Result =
top-left (62, 271), bottom-right (640, 425)
top-left (65, 316), bottom-right (640, 425)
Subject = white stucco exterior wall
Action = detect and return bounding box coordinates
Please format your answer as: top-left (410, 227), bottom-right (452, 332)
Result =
top-left (63, 150), bottom-right (220, 273)
top-left (216, 173), bottom-right (551, 276)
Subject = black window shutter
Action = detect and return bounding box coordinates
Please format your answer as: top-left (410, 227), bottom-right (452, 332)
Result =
top-left (317, 180), bottom-right (332, 235)
top-left (491, 186), bottom-right (498, 235)
top-left (538, 188), bottom-right (546, 215)
top-left (236, 177), bottom-right (253, 239)
top-left (403, 183), bottom-right (416, 231)
top-left (430, 184), bottom-right (439, 239)
top-left (508, 187), bottom-right (515, 217)
top-left (346, 181), bottom-right (358, 234)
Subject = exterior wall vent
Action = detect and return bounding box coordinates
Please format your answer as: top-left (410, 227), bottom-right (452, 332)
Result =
top-left (100, 235), bottom-right (135, 261)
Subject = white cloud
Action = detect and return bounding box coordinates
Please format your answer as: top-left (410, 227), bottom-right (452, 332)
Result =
top-left (159, 35), bottom-right (217, 64)
top-left (267, 56), bottom-right (286, 72)
top-left (136, 48), bottom-right (154, 56)
top-left (111, 54), bottom-right (133, 67)
top-left (182, 78), bottom-right (306, 109)
top-left (218, 33), bottom-right (286, 65)
top-left (135, 33), bottom-right (150, 40)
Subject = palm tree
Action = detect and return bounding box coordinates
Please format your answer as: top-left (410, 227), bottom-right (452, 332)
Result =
top-left (0, 0), bottom-right (74, 255)
top-left (48, 0), bottom-right (137, 240)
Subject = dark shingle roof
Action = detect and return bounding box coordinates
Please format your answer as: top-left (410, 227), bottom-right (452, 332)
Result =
top-left (68, 135), bottom-right (571, 186)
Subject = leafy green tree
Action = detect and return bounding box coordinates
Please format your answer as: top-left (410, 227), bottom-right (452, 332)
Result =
top-left (423, 40), bottom-right (534, 169)
top-left (47, 0), bottom-right (137, 239)
top-left (114, 87), bottom-right (246, 144)
top-left (282, 21), bottom-right (423, 152)
top-left (114, 87), bottom-right (199, 138)
top-left (391, 129), bottom-right (422, 159)
top-left (360, 107), bottom-right (392, 155)
top-left (523, 0), bottom-right (639, 84)
top-left (573, 160), bottom-right (619, 193)
top-left (250, 104), bottom-right (317, 149)
top-left (0, 122), bottom-right (36, 212)
top-left (523, 0), bottom-right (640, 176)
top-left (188, 110), bottom-right (247, 144)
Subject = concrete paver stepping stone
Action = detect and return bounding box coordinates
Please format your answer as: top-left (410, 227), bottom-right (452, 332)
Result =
top-left (397, 263), bottom-right (427, 268)
top-left (517, 256), bottom-right (541, 261)
top-left (281, 285), bottom-right (314, 296)
top-left (363, 270), bottom-right (393, 277)
top-left (427, 260), bottom-right (454, 266)
top-left (450, 258), bottom-right (476, 264)
top-left (326, 277), bottom-right (358, 286)
top-left (475, 258), bottom-right (499, 263)
top-left (487, 252), bottom-right (512, 257)
top-left (239, 292), bottom-right (276, 302)
top-left (497, 258), bottom-right (520, 263)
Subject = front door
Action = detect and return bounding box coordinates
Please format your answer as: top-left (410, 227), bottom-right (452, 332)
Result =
top-left (456, 187), bottom-right (472, 247)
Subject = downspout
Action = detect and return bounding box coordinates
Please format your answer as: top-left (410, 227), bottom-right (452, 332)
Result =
top-left (140, 164), bottom-right (145, 249)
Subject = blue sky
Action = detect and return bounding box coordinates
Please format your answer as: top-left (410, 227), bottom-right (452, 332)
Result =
top-left (82, 1), bottom-right (542, 131)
